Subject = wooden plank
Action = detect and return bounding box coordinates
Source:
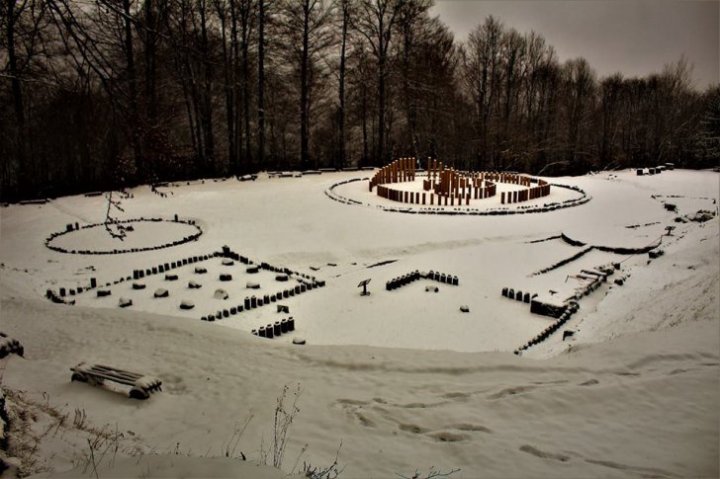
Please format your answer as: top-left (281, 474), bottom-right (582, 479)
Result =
top-left (88, 369), bottom-right (140, 382)
top-left (93, 365), bottom-right (143, 379)
top-left (72, 367), bottom-right (138, 386)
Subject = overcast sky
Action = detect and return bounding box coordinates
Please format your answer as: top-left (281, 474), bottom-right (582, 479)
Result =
top-left (430, 0), bottom-right (719, 89)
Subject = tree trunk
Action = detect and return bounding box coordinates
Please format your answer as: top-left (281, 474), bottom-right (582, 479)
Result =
top-left (6, 0), bottom-right (27, 189)
top-left (299, 0), bottom-right (310, 169)
top-left (229, 0), bottom-right (241, 172)
top-left (218, 4), bottom-right (236, 171)
top-left (402, 20), bottom-right (417, 158)
top-left (199, 0), bottom-right (214, 172)
top-left (240, 0), bottom-right (252, 168)
top-left (362, 79), bottom-right (369, 166)
top-left (144, 0), bottom-right (158, 123)
top-left (337, 1), bottom-right (348, 168)
top-left (257, 0), bottom-right (266, 168)
top-left (123, 0), bottom-right (143, 178)
top-left (377, 16), bottom-right (386, 165)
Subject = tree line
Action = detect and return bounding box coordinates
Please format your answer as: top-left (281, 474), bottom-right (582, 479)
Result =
top-left (1, 0), bottom-right (718, 201)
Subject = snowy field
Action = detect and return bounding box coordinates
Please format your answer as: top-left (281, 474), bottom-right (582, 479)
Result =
top-left (1, 168), bottom-right (718, 478)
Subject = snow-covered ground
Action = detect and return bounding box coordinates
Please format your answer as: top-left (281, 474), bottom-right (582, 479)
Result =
top-left (1, 168), bottom-right (718, 478)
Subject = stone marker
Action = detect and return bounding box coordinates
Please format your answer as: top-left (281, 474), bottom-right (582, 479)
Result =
top-left (180, 300), bottom-right (195, 310)
top-left (154, 288), bottom-right (169, 298)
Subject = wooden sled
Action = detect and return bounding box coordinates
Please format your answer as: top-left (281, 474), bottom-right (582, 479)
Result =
top-left (70, 362), bottom-right (162, 400)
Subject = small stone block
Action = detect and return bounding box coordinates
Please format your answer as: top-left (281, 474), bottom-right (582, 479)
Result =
top-left (154, 288), bottom-right (169, 298)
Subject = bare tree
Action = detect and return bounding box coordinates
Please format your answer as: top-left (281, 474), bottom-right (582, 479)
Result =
top-left (336, 0), bottom-right (351, 167)
top-left (213, 0), bottom-right (239, 171)
top-left (281, 0), bottom-right (333, 169)
top-left (464, 16), bottom-right (503, 169)
top-left (356, 0), bottom-right (404, 165)
top-left (395, 0), bottom-right (430, 158)
top-left (3, 0), bottom-right (29, 191)
top-left (257, 0), bottom-right (267, 168)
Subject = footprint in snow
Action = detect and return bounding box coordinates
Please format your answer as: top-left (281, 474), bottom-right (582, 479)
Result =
top-left (519, 444), bottom-right (571, 462)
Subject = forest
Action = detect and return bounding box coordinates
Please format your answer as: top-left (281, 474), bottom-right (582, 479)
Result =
top-left (1, 0), bottom-right (718, 201)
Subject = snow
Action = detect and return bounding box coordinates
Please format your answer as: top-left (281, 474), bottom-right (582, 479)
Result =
top-left (0, 168), bottom-right (718, 477)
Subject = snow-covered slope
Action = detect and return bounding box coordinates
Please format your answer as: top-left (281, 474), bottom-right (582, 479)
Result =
top-left (0, 169), bottom-right (718, 477)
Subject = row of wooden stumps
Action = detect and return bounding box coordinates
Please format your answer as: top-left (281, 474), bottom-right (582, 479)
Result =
top-left (369, 157), bottom-right (417, 190)
top-left (427, 159), bottom-right (498, 198)
top-left (500, 181), bottom-right (551, 204)
top-left (376, 186), bottom-right (485, 206)
top-left (502, 287), bottom-right (535, 304)
top-left (371, 156), bottom-right (552, 206)
top-left (514, 302), bottom-right (579, 355)
top-left (386, 270), bottom-right (459, 291)
top-left (201, 285), bottom-right (311, 322)
top-left (252, 317), bottom-right (295, 339)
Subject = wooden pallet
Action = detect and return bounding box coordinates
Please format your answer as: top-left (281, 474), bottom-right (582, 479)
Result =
top-left (70, 362), bottom-right (162, 399)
